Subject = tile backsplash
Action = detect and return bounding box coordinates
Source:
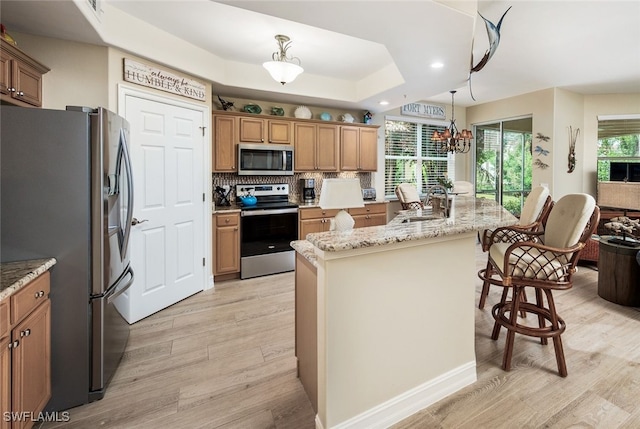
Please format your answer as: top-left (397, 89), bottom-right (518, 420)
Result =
top-left (212, 172), bottom-right (371, 204)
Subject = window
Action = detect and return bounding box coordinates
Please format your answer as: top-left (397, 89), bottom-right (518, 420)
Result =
top-left (384, 118), bottom-right (453, 198)
top-left (597, 117), bottom-right (640, 181)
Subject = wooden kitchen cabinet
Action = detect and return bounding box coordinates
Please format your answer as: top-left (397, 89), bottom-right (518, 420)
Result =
top-left (298, 203), bottom-right (386, 239)
top-left (213, 213), bottom-right (240, 279)
top-left (298, 207), bottom-right (339, 239)
top-left (349, 203), bottom-right (387, 228)
top-left (239, 117), bottom-right (291, 145)
top-left (294, 122), bottom-right (339, 172)
top-left (213, 111), bottom-right (378, 172)
top-left (0, 336), bottom-right (10, 429)
top-left (340, 126), bottom-right (378, 171)
top-left (1, 271), bottom-right (51, 429)
top-left (213, 114), bottom-right (237, 172)
top-left (12, 300), bottom-right (50, 429)
top-left (0, 41), bottom-right (49, 108)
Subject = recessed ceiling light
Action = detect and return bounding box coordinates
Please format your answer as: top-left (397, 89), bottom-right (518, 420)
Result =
top-left (379, 100), bottom-right (389, 106)
top-left (431, 62), bottom-right (444, 69)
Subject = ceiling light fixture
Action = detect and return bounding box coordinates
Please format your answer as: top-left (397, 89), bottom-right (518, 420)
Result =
top-left (431, 90), bottom-right (473, 154)
top-left (263, 34), bottom-right (304, 85)
top-left (379, 100), bottom-right (389, 106)
top-left (431, 62), bottom-right (444, 69)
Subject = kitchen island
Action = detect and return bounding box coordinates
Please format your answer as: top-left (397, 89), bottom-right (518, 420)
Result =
top-left (291, 197), bottom-right (517, 429)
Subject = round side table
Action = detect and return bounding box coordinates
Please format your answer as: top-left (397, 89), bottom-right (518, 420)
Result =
top-left (597, 236), bottom-right (640, 306)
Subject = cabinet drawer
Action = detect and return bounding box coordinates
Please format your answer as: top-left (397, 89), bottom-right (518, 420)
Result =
top-left (216, 213), bottom-right (239, 227)
top-left (299, 207), bottom-right (340, 220)
top-left (0, 301), bottom-right (8, 339)
top-left (11, 272), bottom-right (50, 325)
top-left (348, 203), bottom-right (386, 216)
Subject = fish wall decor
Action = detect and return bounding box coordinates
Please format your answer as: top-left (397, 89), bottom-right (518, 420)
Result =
top-left (468, 6), bottom-right (512, 100)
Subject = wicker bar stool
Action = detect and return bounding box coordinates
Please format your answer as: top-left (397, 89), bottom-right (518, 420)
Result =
top-left (478, 186), bottom-right (554, 309)
top-left (395, 183), bottom-right (424, 210)
top-left (487, 194), bottom-right (599, 377)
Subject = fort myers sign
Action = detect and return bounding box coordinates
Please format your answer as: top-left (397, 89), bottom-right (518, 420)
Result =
top-left (400, 102), bottom-right (446, 120)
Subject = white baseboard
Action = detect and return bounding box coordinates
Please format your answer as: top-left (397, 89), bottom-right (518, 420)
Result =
top-left (323, 361), bottom-right (476, 429)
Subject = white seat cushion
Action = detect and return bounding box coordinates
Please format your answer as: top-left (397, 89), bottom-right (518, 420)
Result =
top-left (545, 193), bottom-right (596, 249)
top-left (490, 243), bottom-right (567, 281)
top-left (452, 181), bottom-right (473, 194)
top-left (519, 186), bottom-right (549, 225)
top-left (395, 183), bottom-right (421, 204)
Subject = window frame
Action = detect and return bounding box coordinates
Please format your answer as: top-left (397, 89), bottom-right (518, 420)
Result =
top-left (596, 114), bottom-right (640, 182)
top-left (384, 115), bottom-right (454, 200)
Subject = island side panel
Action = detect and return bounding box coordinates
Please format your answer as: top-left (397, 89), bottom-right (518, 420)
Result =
top-left (319, 234), bottom-right (478, 428)
top-left (295, 252), bottom-right (318, 413)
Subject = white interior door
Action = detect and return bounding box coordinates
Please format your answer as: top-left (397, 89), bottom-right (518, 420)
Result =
top-left (117, 94), bottom-right (205, 323)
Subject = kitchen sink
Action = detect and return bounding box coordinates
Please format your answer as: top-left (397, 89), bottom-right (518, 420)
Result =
top-left (401, 215), bottom-right (445, 223)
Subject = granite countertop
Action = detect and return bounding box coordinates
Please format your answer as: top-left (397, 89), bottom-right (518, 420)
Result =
top-left (0, 258), bottom-right (57, 302)
top-left (212, 204), bottom-right (242, 214)
top-left (303, 196), bottom-right (517, 253)
top-left (213, 199), bottom-right (386, 213)
top-left (291, 240), bottom-right (318, 268)
top-left (297, 200), bottom-right (387, 209)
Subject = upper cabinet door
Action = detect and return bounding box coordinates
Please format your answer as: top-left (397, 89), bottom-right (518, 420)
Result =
top-left (239, 117), bottom-right (265, 143)
top-left (294, 122), bottom-right (317, 171)
top-left (268, 120), bottom-right (292, 144)
top-left (340, 126), bottom-right (359, 171)
top-left (316, 124), bottom-right (339, 171)
top-left (13, 61), bottom-right (43, 107)
top-left (358, 128), bottom-right (378, 171)
top-left (213, 115), bottom-right (237, 172)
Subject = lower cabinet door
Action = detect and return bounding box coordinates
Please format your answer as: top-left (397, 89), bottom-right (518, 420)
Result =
top-left (0, 336), bottom-right (10, 429)
top-left (12, 300), bottom-right (51, 429)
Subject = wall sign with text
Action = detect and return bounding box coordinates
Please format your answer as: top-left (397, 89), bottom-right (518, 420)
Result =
top-left (123, 58), bottom-right (206, 101)
top-left (400, 102), bottom-right (446, 119)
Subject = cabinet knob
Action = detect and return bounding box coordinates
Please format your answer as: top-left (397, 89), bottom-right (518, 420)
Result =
top-left (225, 218), bottom-right (230, 223)
top-left (17, 91), bottom-right (24, 96)
top-left (20, 329), bottom-right (31, 337)
top-left (8, 340), bottom-right (19, 349)
top-left (34, 290), bottom-right (45, 298)
top-left (9, 87), bottom-right (16, 93)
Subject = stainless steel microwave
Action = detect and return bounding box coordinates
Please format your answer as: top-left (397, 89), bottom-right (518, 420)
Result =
top-left (237, 143), bottom-right (294, 176)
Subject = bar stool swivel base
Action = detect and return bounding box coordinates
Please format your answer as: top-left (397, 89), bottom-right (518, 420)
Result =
top-left (491, 285), bottom-right (568, 377)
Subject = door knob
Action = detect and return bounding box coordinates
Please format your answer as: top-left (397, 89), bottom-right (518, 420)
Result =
top-left (131, 218), bottom-right (148, 225)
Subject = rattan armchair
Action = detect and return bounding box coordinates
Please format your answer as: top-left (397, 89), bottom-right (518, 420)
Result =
top-left (478, 186), bottom-right (554, 309)
top-left (486, 194), bottom-right (599, 377)
top-left (395, 183), bottom-right (424, 210)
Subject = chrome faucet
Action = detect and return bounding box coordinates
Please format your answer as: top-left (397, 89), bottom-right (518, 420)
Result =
top-left (425, 185), bottom-right (449, 217)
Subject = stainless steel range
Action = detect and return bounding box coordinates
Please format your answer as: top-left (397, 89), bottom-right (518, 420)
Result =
top-left (236, 184), bottom-right (298, 279)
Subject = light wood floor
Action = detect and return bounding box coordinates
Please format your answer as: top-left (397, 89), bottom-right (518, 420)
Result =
top-left (40, 245), bottom-right (640, 429)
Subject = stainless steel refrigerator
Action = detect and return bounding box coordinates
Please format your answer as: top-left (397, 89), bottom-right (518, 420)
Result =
top-left (1, 106), bottom-right (134, 411)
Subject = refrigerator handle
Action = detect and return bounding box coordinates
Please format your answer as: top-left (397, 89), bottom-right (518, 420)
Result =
top-left (106, 265), bottom-right (134, 304)
top-left (120, 128), bottom-right (135, 256)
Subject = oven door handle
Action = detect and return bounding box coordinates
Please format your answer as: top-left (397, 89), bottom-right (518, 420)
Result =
top-left (241, 207), bottom-right (299, 216)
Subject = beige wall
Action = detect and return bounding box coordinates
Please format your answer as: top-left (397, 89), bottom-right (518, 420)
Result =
top-left (553, 89), bottom-right (584, 198)
top-left (106, 48), bottom-right (212, 112)
top-left (468, 90), bottom-right (640, 199)
top-left (467, 89), bottom-right (556, 196)
top-left (209, 96), bottom-right (363, 123)
top-left (11, 31), bottom-right (108, 110)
